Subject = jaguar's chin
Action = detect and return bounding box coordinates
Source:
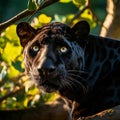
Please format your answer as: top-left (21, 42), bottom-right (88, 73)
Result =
top-left (39, 83), bottom-right (59, 93)
top-left (32, 75), bottom-right (61, 93)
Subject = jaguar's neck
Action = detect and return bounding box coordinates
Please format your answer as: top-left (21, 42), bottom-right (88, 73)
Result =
top-left (85, 34), bottom-right (120, 87)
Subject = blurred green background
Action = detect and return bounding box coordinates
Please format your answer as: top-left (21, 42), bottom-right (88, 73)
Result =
top-left (0, 0), bottom-right (107, 34)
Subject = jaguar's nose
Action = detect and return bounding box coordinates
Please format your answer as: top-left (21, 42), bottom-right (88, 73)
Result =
top-left (38, 59), bottom-right (56, 77)
top-left (38, 67), bottom-right (56, 77)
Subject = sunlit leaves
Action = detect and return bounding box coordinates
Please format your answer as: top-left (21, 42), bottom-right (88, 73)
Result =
top-left (73, 0), bottom-right (86, 6)
top-left (12, 60), bottom-right (24, 73)
top-left (38, 14), bottom-right (52, 24)
top-left (23, 84), bottom-right (40, 107)
top-left (54, 14), bottom-right (66, 22)
top-left (2, 43), bottom-right (21, 64)
top-left (40, 93), bottom-right (59, 104)
top-left (31, 14), bottom-right (52, 28)
top-left (0, 24), bottom-right (23, 79)
top-left (0, 24), bottom-right (25, 109)
top-left (4, 25), bottom-right (19, 42)
top-left (80, 9), bottom-right (96, 28)
top-left (0, 97), bottom-right (17, 109)
top-left (7, 66), bottom-right (20, 78)
top-left (60, 0), bottom-right (72, 3)
top-left (0, 14), bottom-right (58, 110)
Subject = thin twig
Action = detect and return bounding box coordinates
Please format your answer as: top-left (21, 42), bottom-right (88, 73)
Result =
top-left (0, 0), bottom-right (59, 33)
top-left (87, 0), bottom-right (101, 25)
top-left (69, 6), bottom-right (90, 25)
top-left (0, 86), bottom-right (25, 103)
top-left (89, 6), bottom-right (102, 26)
top-left (69, 0), bottom-right (101, 26)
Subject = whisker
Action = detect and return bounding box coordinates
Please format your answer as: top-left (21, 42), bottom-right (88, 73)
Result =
top-left (61, 78), bottom-right (74, 89)
top-left (67, 73), bottom-right (86, 82)
top-left (66, 75), bottom-right (88, 94)
top-left (67, 70), bottom-right (88, 74)
top-left (66, 76), bottom-right (83, 87)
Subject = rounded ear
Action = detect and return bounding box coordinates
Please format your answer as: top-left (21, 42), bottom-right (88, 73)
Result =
top-left (72, 20), bottom-right (90, 39)
top-left (71, 21), bottom-right (90, 47)
top-left (16, 22), bottom-right (36, 47)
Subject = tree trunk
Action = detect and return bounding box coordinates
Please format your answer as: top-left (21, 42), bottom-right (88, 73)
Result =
top-left (99, 0), bottom-right (120, 39)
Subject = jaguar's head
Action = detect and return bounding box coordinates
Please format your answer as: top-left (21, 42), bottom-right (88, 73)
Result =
top-left (17, 21), bottom-right (90, 94)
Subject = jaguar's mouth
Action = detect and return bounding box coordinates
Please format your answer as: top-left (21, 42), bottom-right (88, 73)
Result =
top-left (34, 75), bottom-right (61, 93)
top-left (39, 81), bottom-right (59, 93)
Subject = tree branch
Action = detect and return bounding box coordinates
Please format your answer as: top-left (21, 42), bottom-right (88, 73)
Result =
top-left (69, 0), bottom-right (101, 26)
top-left (99, 0), bottom-right (120, 38)
top-left (0, 73), bottom-right (26, 103)
top-left (0, 0), bottom-right (59, 33)
top-left (69, 6), bottom-right (89, 25)
top-left (78, 105), bottom-right (120, 120)
top-left (0, 86), bottom-right (25, 103)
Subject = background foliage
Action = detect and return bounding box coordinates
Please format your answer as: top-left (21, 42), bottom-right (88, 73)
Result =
top-left (0, 0), bottom-right (106, 110)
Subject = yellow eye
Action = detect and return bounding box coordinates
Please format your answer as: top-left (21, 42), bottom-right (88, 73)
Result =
top-left (60, 46), bottom-right (68, 53)
top-left (32, 45), bottom-right (40, 52)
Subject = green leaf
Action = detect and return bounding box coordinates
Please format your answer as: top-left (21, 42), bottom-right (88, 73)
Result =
top-left (0, 37), bottom-right (8, 49)
top-left (12, 60), bottom-right (24, 72)
top-left (40, 93), bottom-right (59, 103)
top-left (27, 87), bottom-right (39, 95)
top-left (27, 0), bottom-right (39, 11)
top-left (5, 25), bottom-right (19, 42)
top-left (27, 0), bottom-right (46, 11)
top-left (2, 43), bottom-right (22, 64)
top-left (73, 0), bottom-right (86, 6)
top-left (80, 9), bottom-right (97, 28)
top-left (60, 0), bottom-right (72, 3)
top-left (0, 66), bottom-right (7, 81)
top-left (54, 14), bottom-right (66, 22)
top-left (7, 65), bottom-right (20, 78)
top-left (38, 14), bottom-right (52, 24)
